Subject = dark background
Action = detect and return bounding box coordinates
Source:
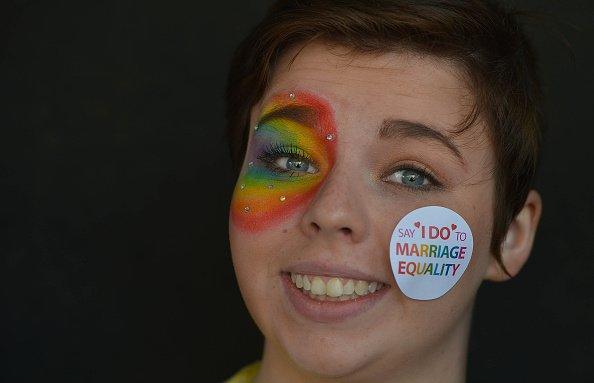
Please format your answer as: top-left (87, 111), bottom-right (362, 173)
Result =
top-left (1, 0), bottom-right (592, 382)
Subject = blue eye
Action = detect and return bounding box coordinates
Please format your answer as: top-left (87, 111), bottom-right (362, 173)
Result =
top-left (386, 168), bottom-right (431, 188)
top-left (257, 143), bottom-right (320, 177)
top-left (275, 157), bottom-right (318, 174)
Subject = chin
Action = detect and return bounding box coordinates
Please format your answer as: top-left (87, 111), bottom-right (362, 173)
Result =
top-left (266, 308), bottom-right (394, 380)
top-left (279, 327), bottom-right (377, 378)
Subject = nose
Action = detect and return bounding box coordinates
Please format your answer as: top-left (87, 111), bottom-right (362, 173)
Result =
top-left (299, 166), bottom-right (370, 244)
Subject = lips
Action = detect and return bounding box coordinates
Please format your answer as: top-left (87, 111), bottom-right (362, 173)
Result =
top-left (281, 263), bottom-right (390, 323)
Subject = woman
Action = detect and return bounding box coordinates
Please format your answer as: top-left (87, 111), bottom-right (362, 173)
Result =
top-left (225, 1), bottom-right (542, 382)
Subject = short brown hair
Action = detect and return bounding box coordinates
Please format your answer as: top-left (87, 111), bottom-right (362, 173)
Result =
top-left (225, 0), bottom-right (543, 270)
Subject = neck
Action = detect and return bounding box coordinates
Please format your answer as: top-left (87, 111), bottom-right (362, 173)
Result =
top-left (254, 308), bottom-right (472, 383)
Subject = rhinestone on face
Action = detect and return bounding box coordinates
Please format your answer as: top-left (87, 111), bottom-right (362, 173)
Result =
top-left (244, 206), bottom-right (250, 212)
top-left (240, 184), bottom-right (245, 190)
top-left (267, 184), bottom-right (274, 189)
top-left (289, 92), bottom-right (296, 100)
top-left (279, 195), bottom-right (286, 202)
top-left (248, 161), bottom-right (254, 167)
top-left (254, 124), bottom-right (259, 131)
top-left (326, 134), bottom-right (334, 141)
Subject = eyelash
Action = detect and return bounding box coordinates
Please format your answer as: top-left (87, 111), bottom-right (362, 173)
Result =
top-left (383, 162), bottom-right (443, 191)
top-left (257, 142), bottom-right (319, 177)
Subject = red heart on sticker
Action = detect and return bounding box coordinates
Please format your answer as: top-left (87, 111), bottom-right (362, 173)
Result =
top-left (451, 224), bottom-right (457, 230)
top-left (414, 221), bottom-right (420, 228)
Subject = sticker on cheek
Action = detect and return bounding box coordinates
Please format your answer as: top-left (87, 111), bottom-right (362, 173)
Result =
top-left (389, 206), bottom-right (474, 300)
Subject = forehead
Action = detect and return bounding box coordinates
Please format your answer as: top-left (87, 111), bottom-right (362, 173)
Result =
top-left (258, 42), bottom-right (478, 142)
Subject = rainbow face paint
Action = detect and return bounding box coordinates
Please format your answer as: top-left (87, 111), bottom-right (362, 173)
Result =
top-left (230, 91), bottom-right (337, 232)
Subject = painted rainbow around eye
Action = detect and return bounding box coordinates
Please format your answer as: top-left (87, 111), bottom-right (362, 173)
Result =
top-left (230, 91), bottom-right (337, 232)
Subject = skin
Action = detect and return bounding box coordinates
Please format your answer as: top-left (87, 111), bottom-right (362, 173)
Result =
top-left (228, 41), bottom-right (542, 383)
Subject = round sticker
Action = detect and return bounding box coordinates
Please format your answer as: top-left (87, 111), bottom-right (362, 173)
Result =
top-left (389, 206), bottom-right (474, 300)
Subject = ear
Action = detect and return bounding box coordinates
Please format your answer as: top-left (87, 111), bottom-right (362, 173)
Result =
top-left (485, 190), bottom-right (542, 282)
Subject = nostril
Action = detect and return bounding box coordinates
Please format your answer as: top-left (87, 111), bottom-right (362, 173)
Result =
top-left (339, 227), bottom-right (352, 236)
top-left (310, 222), bottom-right (321, 233)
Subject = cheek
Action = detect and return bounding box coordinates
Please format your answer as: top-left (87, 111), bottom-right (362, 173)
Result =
top-left (229, 225), bottom-right (273, 301)
top-left (424, 187), bottom-right (495, 306)
top-left (229, 221), bottom-right (302, 331)
top-left (463, 187), bottom-right (496, 276)
top-left (229, 175), bottom-right (321, 232)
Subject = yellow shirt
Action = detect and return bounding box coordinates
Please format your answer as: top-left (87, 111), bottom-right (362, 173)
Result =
top-left (225, 361), bottom-right (261, 383)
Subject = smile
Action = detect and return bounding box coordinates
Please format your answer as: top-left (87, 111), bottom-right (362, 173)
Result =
top-left (281, 267), bottom-right (390, 323)
top-left (289, 272), bottom-right (385, 301)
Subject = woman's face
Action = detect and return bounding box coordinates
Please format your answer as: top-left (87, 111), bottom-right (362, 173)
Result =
top-left (229, 42), bottom-right (496, 379)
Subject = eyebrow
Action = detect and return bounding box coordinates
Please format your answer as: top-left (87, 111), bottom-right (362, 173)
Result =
top-left (378, 119), bottom-right (464, 163)
top-left (257, 105), bottom-right (317, 128)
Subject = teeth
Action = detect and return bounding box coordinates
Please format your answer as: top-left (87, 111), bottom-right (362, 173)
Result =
top-left (295, 274), bottom-right (303, 289)
top-left (311, 277), bottom-right (326, 295)
top-left (302, 275), bottom-right (311, 291)
top-left (343, 280), bottom-right (354, 295)
top-left (326, 278), bottom-right (343, 297)
top-left (288, 273), bottom-right (385, 301)
top-left (354, 280), bottom-right (369, 296)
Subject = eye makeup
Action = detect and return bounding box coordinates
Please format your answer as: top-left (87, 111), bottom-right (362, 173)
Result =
top-left (258, 143), bottom-right (319, 176)
top-left (230, 91), bottom-right (337, 232)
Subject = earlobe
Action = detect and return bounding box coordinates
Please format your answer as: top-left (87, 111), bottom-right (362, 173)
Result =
top-left (485, 190), bottom-right (543, 282)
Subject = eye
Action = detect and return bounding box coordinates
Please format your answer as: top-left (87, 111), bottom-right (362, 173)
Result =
top-left (256, 143), bottom-right (320, 177)
top-left (385, 168), bottom-right (432, 188)
top-left (274, 157), bottom-right (318, 174)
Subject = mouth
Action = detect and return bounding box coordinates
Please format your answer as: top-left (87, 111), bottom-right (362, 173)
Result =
top-left (287, 272), bottom-right (386, 301)
top-left (281, 267), bottom-right (390, 323)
